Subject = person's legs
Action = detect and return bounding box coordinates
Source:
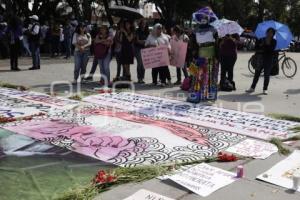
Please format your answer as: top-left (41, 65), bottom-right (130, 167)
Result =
top-left (36, 45), bottom-right (40, 68)
top-left (152, 68), bottom-right (159, 84)
top-left (227, 56), bottom-right (237, 83)
top-left (250, 64), bottom-right (263, 90)
top-left (10, 44), bottom-right (15, 70)
top-left (123, 64), bottom-right (131, 80)
top-left (99, 58), bottom-right (105, 83)
top-left (103, 53), bottom-right (111, 83)
top-left (176, 67), bottom-right (182, 83)
top-left (219, 57), bottom-right (227, 86)
top-left (228, 56), bottom-right (237, 90)
top-left (182, 65), bottom-right (188, 79)
top-left (74, 51), bottom-right (81, 81)
top-left (30, 43), bottom-right (38, 68)
top-left (114, 52), bottom-right (122, 79)
top-left (80, 51), bottom-right (89, 80)
top-left (263, 57), bottom-right (273, 91)
top-left (165, 67), bottom-right (171, 82)
top-left (159, 66), bottom-right (168, 84)
top-left (87, 57), bottom-right (98, 78)
top-left (135, 48), bottom-right (145, 82)
top-left (65, 38), bottom-right (71, 58)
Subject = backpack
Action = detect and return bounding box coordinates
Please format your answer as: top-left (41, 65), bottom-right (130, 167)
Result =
top-left (181, 77), bottom-right (191, 91)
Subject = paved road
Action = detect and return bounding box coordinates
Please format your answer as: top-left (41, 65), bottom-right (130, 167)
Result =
top-left (0, 52), bottom-right (300, 200)
top-left (0, 52), bottom-right (299, 117)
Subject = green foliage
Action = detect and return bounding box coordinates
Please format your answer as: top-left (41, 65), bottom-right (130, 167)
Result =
top-left (268, 113), bottom-right (300, 123)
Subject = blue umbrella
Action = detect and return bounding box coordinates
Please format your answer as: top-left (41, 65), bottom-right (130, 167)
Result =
top-left (255, 20), bottom-right (293, 50)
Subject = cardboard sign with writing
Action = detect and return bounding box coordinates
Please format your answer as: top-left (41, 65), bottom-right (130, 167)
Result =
top-left (169, 163), bottom-right (236, 197)
top-left (170, 39), bottom-right (188, 68)
top-left (257, 150), bottom-right (300, 192)
top-left (226, 139), bottom-right (278, 159)
top-left (123, 189), bottom-right (175, 200)
top-left (141, 46), bottom-right (170, 69)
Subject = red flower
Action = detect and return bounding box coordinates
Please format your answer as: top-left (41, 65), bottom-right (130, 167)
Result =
top-left (217, 152), bottom-right (238, 162)
top-left (106, 175), bottom-right (116, 183)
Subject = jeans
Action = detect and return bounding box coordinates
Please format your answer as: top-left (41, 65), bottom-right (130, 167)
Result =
top-left (89, 57), bottom-right (98, 76)
top-left (29, 43), bottom-right (40, 68)
top-left (10, 41), bottom-right (20, 70)
top-left (251, 56), bottom-right (273, 90)
top-left (135, 47), bottom-right (145, 81)
top-left (74, 50), bottom-right (89, 81)
top-left (220, 55), bottom-right (237, 85)
top-left (99, 53), bottom-right (111, 83)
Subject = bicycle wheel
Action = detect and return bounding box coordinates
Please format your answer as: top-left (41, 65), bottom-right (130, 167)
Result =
top-left (282, 57), bottom-right (297, 78)
top-left (248, 56), bottom-right (256, 74)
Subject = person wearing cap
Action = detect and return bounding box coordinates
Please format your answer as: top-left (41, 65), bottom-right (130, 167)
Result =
top-left (145, 23), bottom-right (171, 87)
top-left (27, 15), bottom-right (41, 70)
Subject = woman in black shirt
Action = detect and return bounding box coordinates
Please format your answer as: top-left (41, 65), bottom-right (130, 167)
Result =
top-left (246, 28), bottom-right (277, 95)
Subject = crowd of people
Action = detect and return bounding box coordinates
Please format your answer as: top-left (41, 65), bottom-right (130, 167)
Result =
top-left (0, 12), bottom-right (278, 100)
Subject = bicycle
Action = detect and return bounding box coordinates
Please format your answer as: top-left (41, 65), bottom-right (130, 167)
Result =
top-left (248, 50), bottom-right (297, 78)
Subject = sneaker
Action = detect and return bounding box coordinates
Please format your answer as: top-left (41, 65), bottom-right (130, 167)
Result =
top-left (84, 76), bottom-right (93, 81)
top-left (263, 90), bottom-right (268, 95)
top-left (245, 88), bottom-right (255, 93)
top-left (151, 82), bottom-right (158, 86)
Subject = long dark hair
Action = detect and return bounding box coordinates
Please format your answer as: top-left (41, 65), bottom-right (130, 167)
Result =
top-left (75, 22), bottom-right (87, 35)
top-left (124, 20), bottom-right (135, 33)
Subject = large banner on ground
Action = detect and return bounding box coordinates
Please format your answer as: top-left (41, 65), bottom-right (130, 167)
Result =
top-left (257, 150), bottom-right (300, 192)
top-left (83, 93), bottom-right (299, 140)
top-left (141, 46), bottom-right (170, 69)
top-left (1, 104), bottom-right (244, 167)
top-left (0, 88), bottom-right (79, 109)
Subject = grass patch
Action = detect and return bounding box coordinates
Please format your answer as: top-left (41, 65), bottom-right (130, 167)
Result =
top-left (0, 82), bottom-right (28, 91)
top-left (270, 138), bottom-right (291, 155)
top-left (269, 113), bottom-right (300, 123)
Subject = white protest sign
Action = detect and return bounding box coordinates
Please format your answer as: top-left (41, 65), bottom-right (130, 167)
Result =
top-left (141, 46), bottom-right (170, 69)
top-left (226, 139), bottom-right (278, 159)
top-left (123, 189), bottom-right (174, 200)
top-left (169, 163), bottom-right (236, 197)
top-left (257, 150), bottom-right (300, 192)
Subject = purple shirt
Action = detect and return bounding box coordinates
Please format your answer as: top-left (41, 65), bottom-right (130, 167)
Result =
top-left (219, 38), bottom-right (237, 57)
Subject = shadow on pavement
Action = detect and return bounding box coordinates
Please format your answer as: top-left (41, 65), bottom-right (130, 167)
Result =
top-left (218, 93), bottom-right (262, 102)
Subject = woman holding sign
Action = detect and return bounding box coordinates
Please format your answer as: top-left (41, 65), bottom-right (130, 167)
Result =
top-left (145, 23), bottom-right (171, 87)
top-left (120, 20), bottom-right (135, 81)
top-left (172, 25), bottom-right (189, 85)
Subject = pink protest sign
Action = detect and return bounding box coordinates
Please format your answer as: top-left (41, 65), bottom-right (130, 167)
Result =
top-left (170, 39), bottom-right (188, 68)
top-left (141, 46), bottom-right (170, 69)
